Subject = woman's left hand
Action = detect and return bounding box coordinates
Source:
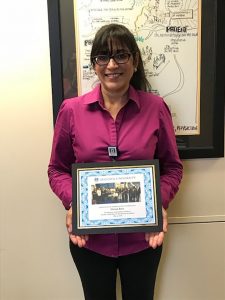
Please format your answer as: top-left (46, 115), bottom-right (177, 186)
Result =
top-left (145, 208), bottom-right (168, 249)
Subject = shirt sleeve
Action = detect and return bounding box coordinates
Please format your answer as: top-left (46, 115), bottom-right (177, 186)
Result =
top-left (48, 100), bottom-right (75, 209)
top-left (156, 100), bottom-right (183, 209)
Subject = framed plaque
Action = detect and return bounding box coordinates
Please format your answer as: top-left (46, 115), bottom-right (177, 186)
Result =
top-left (72, 160), bottom-right (163, 234)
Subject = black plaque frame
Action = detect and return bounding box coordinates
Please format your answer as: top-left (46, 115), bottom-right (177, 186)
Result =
top-left (72, 160), bottom-right (163, 234)
top-left (47, 0), bottom-right (225, 159)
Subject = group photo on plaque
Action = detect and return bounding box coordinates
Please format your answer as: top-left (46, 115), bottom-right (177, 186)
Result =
top-left (91, 181), bottom-right (141, 204)
top-left (91, 180), bottom-right (141, 205)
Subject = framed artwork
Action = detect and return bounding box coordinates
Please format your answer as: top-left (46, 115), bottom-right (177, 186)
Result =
top-left (47, 0), bottom-right (225, 159)
top-left (72, 160), bottom-right (163, 234)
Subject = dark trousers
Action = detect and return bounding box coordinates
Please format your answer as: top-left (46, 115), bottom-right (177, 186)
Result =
top-left (70, 241), bottom-right (162, 300)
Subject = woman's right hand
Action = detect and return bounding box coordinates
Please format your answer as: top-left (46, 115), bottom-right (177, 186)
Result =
top-left (66, 207), bottom-right (89, 247)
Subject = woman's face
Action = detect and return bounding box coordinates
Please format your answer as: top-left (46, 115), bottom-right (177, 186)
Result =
top-left (93, 45), bottom-right (138, 96)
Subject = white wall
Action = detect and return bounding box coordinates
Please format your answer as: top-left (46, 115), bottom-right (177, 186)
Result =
top-left (0, 1), bottom-right (224, 300)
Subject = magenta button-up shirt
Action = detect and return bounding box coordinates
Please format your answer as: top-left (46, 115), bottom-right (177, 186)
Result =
top-left (48, 84), bottom-right (183, 257)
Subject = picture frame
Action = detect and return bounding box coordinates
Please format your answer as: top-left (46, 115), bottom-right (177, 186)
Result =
top-left (72, 160), bottom-right (163, 234)
top-left (47, 0), bottom-right (225, 159)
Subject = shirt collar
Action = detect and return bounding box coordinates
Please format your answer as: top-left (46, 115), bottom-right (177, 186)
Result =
top-left (83, 84), bottom-right (141, 110)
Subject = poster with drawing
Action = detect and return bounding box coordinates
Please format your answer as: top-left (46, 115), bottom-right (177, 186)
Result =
top-left (73, 0), bottom-right (201, 136)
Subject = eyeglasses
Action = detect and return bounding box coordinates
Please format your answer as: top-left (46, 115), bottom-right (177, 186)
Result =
top-left (92, 52), bottom-right (133, 66)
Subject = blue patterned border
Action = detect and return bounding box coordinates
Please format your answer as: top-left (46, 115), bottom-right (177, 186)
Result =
top-left (78, 166), bottom-right (156, 228)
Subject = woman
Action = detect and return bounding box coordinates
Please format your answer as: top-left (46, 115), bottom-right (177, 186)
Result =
top-left (48, 24), bottom-right (183, 300)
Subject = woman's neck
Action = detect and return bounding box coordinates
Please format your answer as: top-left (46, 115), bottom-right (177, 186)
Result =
top-left (102, 89), bottom-right (129, 120)
top-left (102, 86), bottom-right (128, 105)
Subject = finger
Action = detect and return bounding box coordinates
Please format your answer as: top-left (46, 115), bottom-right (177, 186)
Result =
top-left (152, 233), bottom-right (160, 249)
top-left (76, 235), bottom-right (87, 248)
top-left (156, 232), bottom-right (164, 247)
top-left (66, 209), bottom-right (73, 233)
top-left (149, 233), bottom-right (158, 249)
top-left (80, 235), bottom-right (88, 244)
top-left (145, 232), bottom-right (150, 242)
top-left (147, 233), bottom-right (154, 246)
top-left (163, 217), bottom-right (168, 233)
top-left (66, 222), bottom-right (72, 234)
top-left (162, 208), bottom-right (168, 233)
top-left (163, 222), bottom-right (168, 233)
top-left (70, 234), bottom-right (78, 245)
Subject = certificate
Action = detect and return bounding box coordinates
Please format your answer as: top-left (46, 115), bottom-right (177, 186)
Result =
top-left (72, 160), bottom-right (163, 234)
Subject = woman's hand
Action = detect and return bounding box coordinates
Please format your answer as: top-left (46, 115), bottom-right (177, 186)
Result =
top-left (145, 208), bottom-right (168, 249)
top-left (66, 207), bottom-right (89, 247)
